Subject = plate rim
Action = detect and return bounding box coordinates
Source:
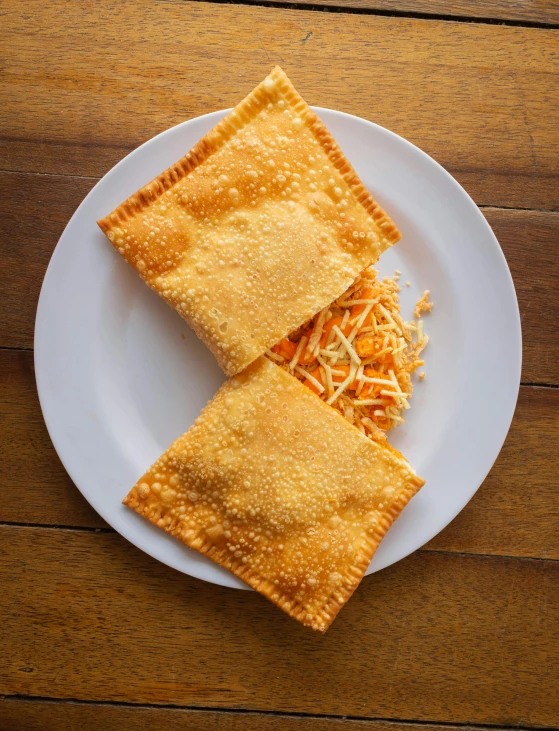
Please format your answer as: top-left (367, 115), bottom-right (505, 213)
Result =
top-left (34, 106), bottom-right (522, 588)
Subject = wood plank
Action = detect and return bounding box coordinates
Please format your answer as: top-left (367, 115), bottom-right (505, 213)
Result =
top-left (0, 349), bottom-right (106, 529)
top-left (2, 171), bottom-right (557, 382)
top-left (0, 172), bottom-right (95, 350)
top-left (0, 526), bottom-right (557, 726)
top-left (0, 1), bottom-right (557, 210)
top-left (482, 207), bottom-right (559, 385)
top-left (426, 386), bottom-right (559, 559)
top-left (0, 700), bottom-right (545, 731)
top-left (256, 0), bottom-right (559, 25)
top-left (1, 350), bottom-right (558, 561)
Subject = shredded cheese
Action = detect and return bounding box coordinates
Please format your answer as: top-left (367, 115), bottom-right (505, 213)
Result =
top-left (377, 303), bottom-right (402, 335)
top-left (327, 363), bottom-right (356, 405)
top-left (415, 290), bottom-right (433, 318)
top-left (348, 302), bottom-right (374, 343)
top-left (266, 349), bottom-right (284, 363)
top-left (361, 376), bottom-right (395, 386)
top-left (380, 389), bottom-right (411, 399)
top-left (317, 354), bottom-right (334, 396)
top-left (308, 307), bottom-right (329, 356)
top-left (265, 265), bottom-right (431, 444)
top-left (289, 335), bottom-right (308, 370)
top-left (295, 365), bottom-right (324, 393)
top-left (333, 325), bottom-right (361, 365)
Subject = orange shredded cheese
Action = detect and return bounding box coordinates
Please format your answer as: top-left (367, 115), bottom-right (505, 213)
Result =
top-left (267, 266), bottom-right (430, 444)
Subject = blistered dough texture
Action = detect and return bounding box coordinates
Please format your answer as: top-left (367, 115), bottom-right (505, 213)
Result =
top-left (98, 66), bottom-right (401, 376)
top-left (124, 359), bottom-right (423, 631)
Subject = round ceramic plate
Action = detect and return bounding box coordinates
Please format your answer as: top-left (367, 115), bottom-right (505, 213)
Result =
top-left (35, 108), bottom-right (521, 589)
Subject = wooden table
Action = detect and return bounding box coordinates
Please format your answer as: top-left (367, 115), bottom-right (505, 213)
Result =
top-left (1, 1), bottom-right (558, 728)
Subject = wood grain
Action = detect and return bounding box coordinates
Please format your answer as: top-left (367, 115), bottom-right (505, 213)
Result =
top-left (2, 172), bottom-right (557, 382)
top-left (247, 0), bottom-right (559, 25)
top-left (0, 172), bottom-right (95, 350)
top-left (1, 0), bottom-right (557, 725)
top-left (1, 1), bottom-right (558, 210)
top-left (2, 346), bottom-right (557, 558)
top-left (426, 386), bottom-right (559, 559)
top-left (482, 207), bottom-right (559, 385)
top-left (0, 525), bottom-right (557, 726)
top-left (0, 700), bottom-right (548, 731)
top-left (0, 350), bottom-right (106, 529)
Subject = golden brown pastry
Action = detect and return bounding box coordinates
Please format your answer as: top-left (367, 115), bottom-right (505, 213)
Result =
top-left (124, 358), bottom-right (424, 631)
top-left (98, 66), bottom-right (401, 376)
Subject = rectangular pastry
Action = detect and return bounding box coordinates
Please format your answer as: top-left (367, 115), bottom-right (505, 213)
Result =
top-left (98, 66), bottom-right (400, 376)
top-left (124, 358), bottom-right (424, 632)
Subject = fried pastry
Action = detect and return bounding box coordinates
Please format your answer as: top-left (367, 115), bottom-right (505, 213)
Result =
top-left (124, 358), bottom-right (424, 631)
top-left (98, 66), bottom-right (400, 376)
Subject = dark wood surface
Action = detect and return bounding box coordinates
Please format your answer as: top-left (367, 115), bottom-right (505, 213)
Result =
top-left (1, 526), bottom-right (557, 725)
top-left (1, 0), bottom-right (558, 729)
top-left (1, 2), bottom-right (558, 211)
top-left (2, 702), bottom-right (550, 731)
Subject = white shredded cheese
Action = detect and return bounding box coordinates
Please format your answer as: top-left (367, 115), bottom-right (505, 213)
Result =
top-left (371, 311), bottom-right (378, 334)
top-left (373, 347), bottom-right (392, 360)
top-left (308, 307), bottom-right (329, 356)
top-left (326, 363), bottom-right (356, 405)
top-left (417, 333), bottom-right (429, 354)
top-left (361, 376), bottom-right (393, 386)
top-left (333, 325), bottom-right (361, 365)
top-left (377, 303), bottom-right (402, 334)
top-left (317, 354), bottom-right (334, 397)
top-left (295, 364), bottom-right (324, 393)
top-left (266, 349), bottom-right (284, 362)
top-left (348, 303), bottom-right (374, 343)
top-left (289, 335), bottom-right (308, 371)
top-left (380, 389), bottom-right (411, 398)
top-left (330, 368), bottom-right (347, 377)
top-left (377, 323), bottom-right (397, 332)
top-left (361, 417), bottom-right (380, 432)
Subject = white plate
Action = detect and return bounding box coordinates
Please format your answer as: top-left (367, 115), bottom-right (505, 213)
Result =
top-left (35, 108), bottom-right (521, 589)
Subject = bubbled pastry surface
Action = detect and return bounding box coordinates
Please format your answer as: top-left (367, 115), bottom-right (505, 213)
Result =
top-left (124, 358), bottom-right (423, 632)
top-left (98, 66), bottom-right (401, 376)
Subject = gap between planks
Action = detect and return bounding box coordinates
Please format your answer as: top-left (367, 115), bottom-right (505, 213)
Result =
top-left (0, 523), bottom-right (557, 564)
top-left (1, 343), bottom-right (557, 388)
top-left (160, 0), bottom-right (559, 30)
top-left (0, 168), bottom-right (557, 215)
top-left (1, 693), bottom-right (558, 730)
